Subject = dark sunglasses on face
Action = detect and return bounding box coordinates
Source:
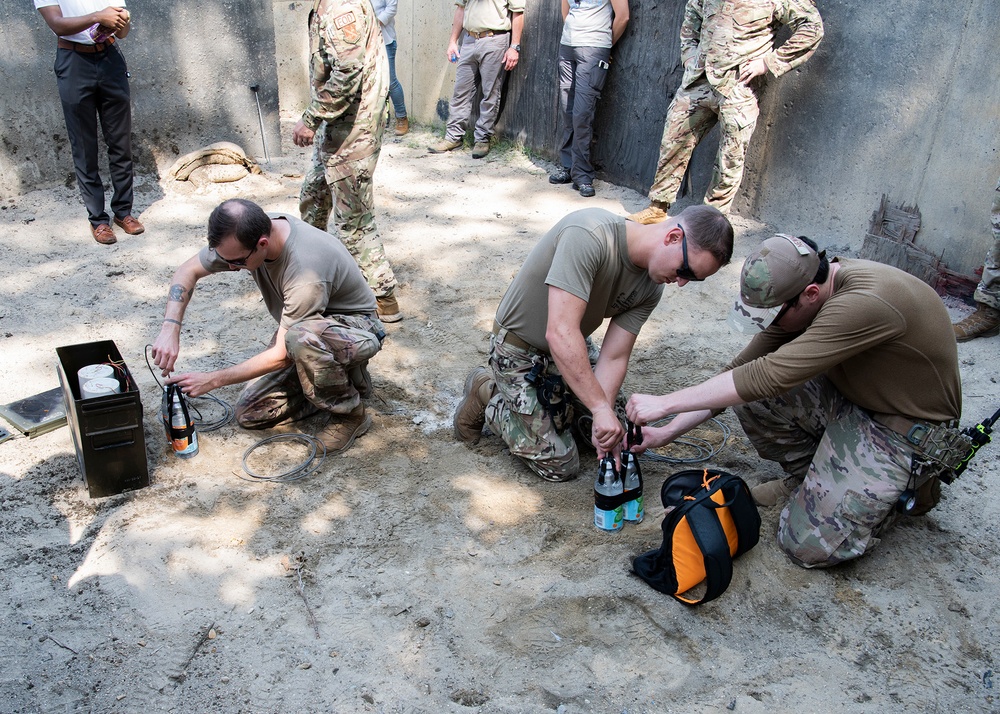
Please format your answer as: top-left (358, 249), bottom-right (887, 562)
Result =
top-left (676, 227), bottom-right (704, 282)
top-left (214, 244), bottom-right (256, 268)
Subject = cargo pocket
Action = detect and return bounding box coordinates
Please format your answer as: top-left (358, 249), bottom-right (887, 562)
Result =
top-left (733, 4), bottom-right (772, 26)
top-left (836, 489), bottom-right (894, 531)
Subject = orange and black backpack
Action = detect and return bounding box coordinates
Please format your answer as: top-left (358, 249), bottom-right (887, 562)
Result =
top-left (633, 468), bottom-right (761, 605)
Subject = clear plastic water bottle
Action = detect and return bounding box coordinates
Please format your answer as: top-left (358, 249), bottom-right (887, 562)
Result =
top-left (622, 450), bottom-right (644, 523)
top-left (594, 456), bottom-right (624, 531)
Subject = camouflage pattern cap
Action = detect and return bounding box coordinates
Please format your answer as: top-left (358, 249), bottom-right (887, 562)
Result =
top-left (728, 234), bottom-right (820, 334)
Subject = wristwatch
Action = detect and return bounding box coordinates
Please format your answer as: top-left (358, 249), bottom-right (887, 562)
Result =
top-left (511, 43), bottom-right (521, 52)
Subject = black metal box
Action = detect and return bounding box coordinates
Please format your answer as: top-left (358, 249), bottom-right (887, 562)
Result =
top-left (56, 340), bottom-right (150, 498)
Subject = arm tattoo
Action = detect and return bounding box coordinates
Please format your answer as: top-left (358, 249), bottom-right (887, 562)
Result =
top-left (168, 284), bottom-right (190, 303)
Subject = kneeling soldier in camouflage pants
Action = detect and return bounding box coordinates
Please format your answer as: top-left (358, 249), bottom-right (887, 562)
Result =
top-left (151, 198), bottom-right (385, 454)
top-left (454, 205), bottom-right (734, 481)
top-left (627, 235), bottom-right (968, 568)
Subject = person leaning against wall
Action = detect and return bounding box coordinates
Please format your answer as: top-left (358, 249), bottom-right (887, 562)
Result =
top-left (35, 0), bottom-right (144, 246)
top-left (372, 0), bottom-right (409, 136)
top-left (547, 0), bottom-right (630, 199)
top-left (952, 175), bottom-right (1000, 341)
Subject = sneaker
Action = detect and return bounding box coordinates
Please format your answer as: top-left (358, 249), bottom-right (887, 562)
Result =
top-left (316, 405), bottom-right (371, 454)
top-left (376, 293), bottom-right (403, 323)
top-left (627, 202), bottom-right (670, 225)
top-left (394, 116), bottom-right (409, 136)
top-left (751, 477), bottom-right (796, 507)
top-left (428, 138), bottom-right (462, 153)
top-left (953, 303), bottom-right (1000, 342)
top-left (472, 142), bottom-right (490, 159)
top-left (549, 168), bottom-right (572, 185)
top-left (349, 360), bottom-right (372, 398)
top-left (577, 183), bottom-right (596, 198)
top-left (453, 366), bottom-right (493, 443)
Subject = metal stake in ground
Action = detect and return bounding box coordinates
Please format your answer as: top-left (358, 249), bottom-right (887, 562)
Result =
top-left (250, 84), bottom-right (270, 165)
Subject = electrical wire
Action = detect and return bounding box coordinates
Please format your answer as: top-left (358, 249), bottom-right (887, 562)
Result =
top-left (144, 344), bottom-right (234, 431)
top-left (639, 415), bottom-right (731, 465)
top-left (240, 433), bottom-right (327, 483)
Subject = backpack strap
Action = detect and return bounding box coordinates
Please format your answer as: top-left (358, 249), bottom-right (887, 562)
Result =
top-left (673, 499), bottom-right (732, 605)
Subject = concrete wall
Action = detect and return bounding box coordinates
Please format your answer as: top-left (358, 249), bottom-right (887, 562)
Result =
top-left (6, 1), bottom-right (1000, 274)
top-left (1, 0), bottom-right (282, 199)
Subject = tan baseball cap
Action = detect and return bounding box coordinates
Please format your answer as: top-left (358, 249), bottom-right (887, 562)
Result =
top-left (728, 234), bottom-right (820, 334)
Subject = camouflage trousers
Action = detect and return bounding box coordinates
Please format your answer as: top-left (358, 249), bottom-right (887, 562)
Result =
top-left (484, 330), bottom-right (585, 482)
top-left (734, 376), bottom-right (924, 569)
top-left (235, 314), bottom-right (384, 429)
top-left (973, 175), bottom-right (1000, 309)
top-left (648, 76), bottom-right (759, 214)
top-left (299, 146), bottom-right (398, 299)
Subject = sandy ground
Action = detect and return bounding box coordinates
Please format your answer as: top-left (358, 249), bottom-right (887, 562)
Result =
top-left (1, 125), bottom-right (998, 714)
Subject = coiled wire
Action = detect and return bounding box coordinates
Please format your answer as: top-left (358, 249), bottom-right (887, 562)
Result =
top-left (240, 433), bottom-right (327, 483)
top-left (639, 415), bottom-right (731, 464)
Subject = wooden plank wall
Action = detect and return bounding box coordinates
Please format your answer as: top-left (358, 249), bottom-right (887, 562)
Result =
top-left (496, 0), bottom-right (694, 195)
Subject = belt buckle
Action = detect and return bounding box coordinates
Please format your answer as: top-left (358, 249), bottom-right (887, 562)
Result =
top-left (906, 423), bottom-right (930, 446)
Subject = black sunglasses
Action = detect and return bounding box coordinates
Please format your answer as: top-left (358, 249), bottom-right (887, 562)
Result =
top-left (676, 227), bottom-right (703, 282)
top-left (214, 244), bottom-right (256, 268)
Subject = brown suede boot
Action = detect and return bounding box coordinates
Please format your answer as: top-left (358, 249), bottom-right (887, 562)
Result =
top-left (953, 303), bottom-right (1000, 342)
top-left (317, 405), bottom-right (371, 454)
top-left (453, 367), bottom-right (494, 443)
top-left (627, 201), bottom-right (670, 225)
top-left (750, 477), bottom-right (797, 507)
top-left (394, 116), bottom-right (409, 136)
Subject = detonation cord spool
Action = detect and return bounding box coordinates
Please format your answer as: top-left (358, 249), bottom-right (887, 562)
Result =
top-left (639, 415), bottom-right (731, 464)
top-left (145, 345), bottom-right (325, 481)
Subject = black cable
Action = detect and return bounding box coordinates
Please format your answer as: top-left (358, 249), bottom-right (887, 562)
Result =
top-left (240, 434), bottom-right (327, 483)
top-left (144, 344), bottom-right (234, 431)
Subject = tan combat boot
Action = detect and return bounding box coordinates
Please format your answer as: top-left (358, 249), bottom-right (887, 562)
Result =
top-left (395, 116), bottom-right (409, 136)
top-left (428, 138), bottom-right (462, 153)
top-left (953, 303), bottom-right (1000, 341)
top-left (317, 405), bottom-right (372, 454)
top-left (453, 367), bottom-right (494, 443)
top-left (627, 201), bottom-right (670, 225)
top-left (377, 293), bottom-right (403, 323)
top-left (751, 477), bottom-right (797, 507)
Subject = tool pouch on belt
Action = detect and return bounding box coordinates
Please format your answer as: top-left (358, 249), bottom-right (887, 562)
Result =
top-left (525, 361), bottom-right (572, 434)
top-left (903, 423), bottom-right (973, 514)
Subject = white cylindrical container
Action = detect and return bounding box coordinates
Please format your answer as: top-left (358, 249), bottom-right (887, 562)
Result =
top-left (77, 364), bottom-right (116, 395)
top-left (81, 377), bottom-right (121, 400)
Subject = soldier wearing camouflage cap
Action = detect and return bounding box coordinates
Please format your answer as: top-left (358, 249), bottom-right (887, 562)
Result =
top-left (629, 0), bottom-right (823, 224)
top-left (626, 234), bottom-right (967, 568)
top-left (294, 0), bottom-right (403, 323)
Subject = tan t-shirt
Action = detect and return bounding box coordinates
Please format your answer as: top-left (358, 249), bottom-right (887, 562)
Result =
top-left (199, 213), bottom-right (376, 329)
top-left (457, 0), bottom-right (525, 34)
top-left (495, 208), bottom-right (664, 352)
top-left (728, 258), bottom-right (962, 423)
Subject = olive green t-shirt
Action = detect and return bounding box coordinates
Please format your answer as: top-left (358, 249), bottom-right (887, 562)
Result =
top-left (495, 208), bottom-right (664, 351)
top-left (199, 213), bottom-right (376, 329)
top-left (457, 0), bottom-right (525, 33)
top-left (728, 258), bottom-right (962, 422)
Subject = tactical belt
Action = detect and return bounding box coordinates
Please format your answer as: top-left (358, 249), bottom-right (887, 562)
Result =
top-left (468, 30), bottom-right (506, 39)
top-left (492, 320), bottom-right (545, 354)
top-left (58, 37), bottom-right (116, 53)
top-left (872, 412), bottom-right (971, 471)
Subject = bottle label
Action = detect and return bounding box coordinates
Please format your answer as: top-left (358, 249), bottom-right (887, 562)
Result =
top-left (594, 505), bottom-right (623, 531)
top-left (623, 496), bottom-right (644, 523)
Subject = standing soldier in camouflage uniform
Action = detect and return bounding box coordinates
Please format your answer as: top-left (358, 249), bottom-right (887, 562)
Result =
top-left (151, 199), bottom-right (386, 454)
top-left (953, 175), bottom-right (1000, 340)
top-left (627, 235), bottom-right (968, 568)
top-left (294, 0), bottom-right (403, 323)
top-left (453, 206), bottom-right (734, 481)
top-left (629, 0), bottom-right (823, 223)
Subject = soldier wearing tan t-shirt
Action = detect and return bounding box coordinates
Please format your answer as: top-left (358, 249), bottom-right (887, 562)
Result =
top-left (627, 235), bottom-right (967, 569)
top-left (151, 199), bottom-right (387, 455)
top-left (453, 205), bottom-right (734, 482)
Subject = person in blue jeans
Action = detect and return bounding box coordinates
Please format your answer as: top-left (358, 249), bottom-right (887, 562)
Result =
top-left (373, 0), bottom-right (409, 135)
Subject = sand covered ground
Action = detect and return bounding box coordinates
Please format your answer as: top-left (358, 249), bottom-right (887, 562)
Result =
top-left (0, 125), bottom-right (997, 713)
